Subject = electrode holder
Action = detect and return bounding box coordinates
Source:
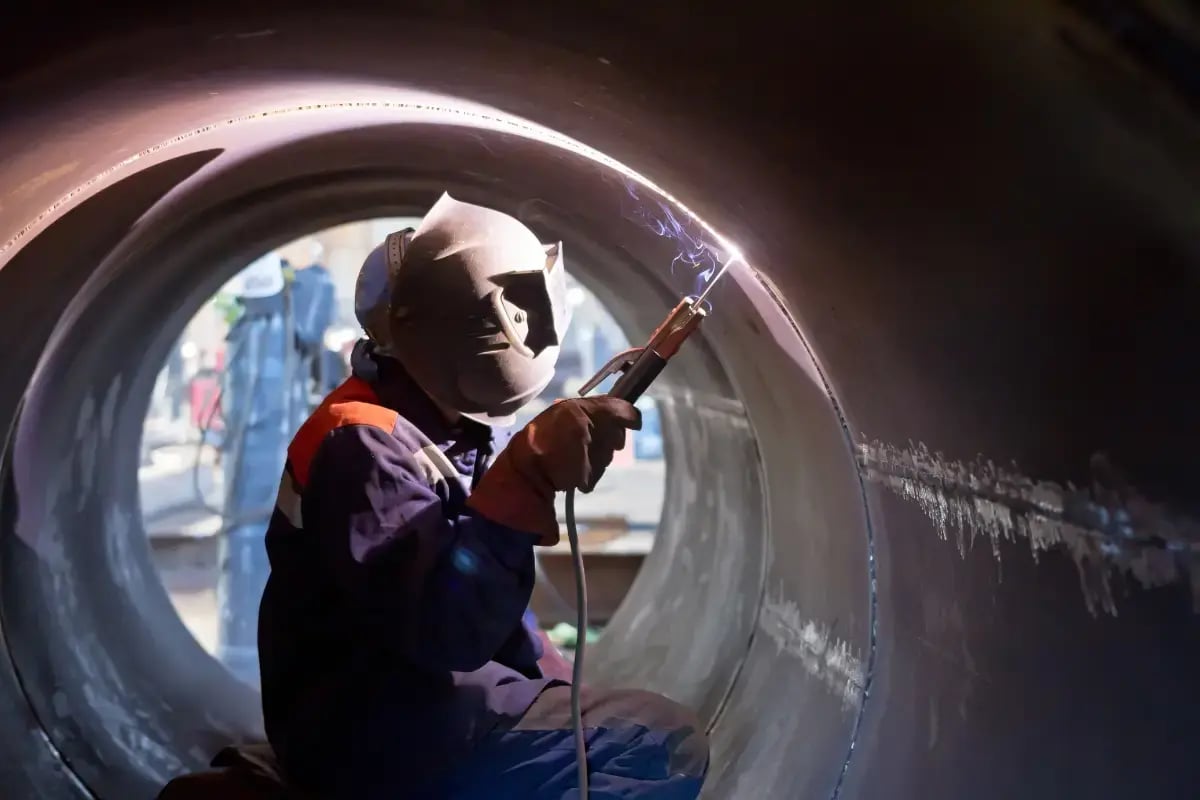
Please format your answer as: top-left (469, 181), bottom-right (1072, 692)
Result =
top-left (577, 297), bottom-right (707, 402)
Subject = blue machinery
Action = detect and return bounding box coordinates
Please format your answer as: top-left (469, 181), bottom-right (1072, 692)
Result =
top-left (215, 260), bottom-right (335, 685)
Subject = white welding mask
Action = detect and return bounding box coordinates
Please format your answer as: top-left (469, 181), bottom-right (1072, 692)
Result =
top-left (360, 193), bottom-right (570, 425)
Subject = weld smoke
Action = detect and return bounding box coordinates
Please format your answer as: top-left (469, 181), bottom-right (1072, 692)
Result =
top-left (622, 181), bottom-right (731, 301)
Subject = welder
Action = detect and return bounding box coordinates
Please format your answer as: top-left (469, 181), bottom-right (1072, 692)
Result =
top-left (255, 194), bottom-right (708, 799)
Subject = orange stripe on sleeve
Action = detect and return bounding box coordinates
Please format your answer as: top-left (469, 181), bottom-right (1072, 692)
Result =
top-left (287, 377), bottom-right (400, 488)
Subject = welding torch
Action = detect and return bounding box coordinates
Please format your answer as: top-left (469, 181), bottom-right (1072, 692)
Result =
top-left (577, 295), bottom-right (708, 402)
top-left (578, 250), bottom-right (734, 403)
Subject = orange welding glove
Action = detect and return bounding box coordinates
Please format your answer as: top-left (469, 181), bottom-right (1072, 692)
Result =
top-left (468, 397), bottom-right (642, 546)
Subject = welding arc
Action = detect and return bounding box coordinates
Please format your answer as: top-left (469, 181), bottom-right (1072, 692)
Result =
top-left (692, 253), bottom-right (741, 307)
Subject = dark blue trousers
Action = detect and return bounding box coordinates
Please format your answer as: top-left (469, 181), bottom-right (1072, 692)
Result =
top-left (431, 687), bottom-right (709, 800)
top-left (156, 687), bottom-right (707, 800)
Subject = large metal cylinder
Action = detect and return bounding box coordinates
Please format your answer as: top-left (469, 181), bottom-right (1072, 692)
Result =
top-left (0, 3), bottom-right (1197, 798)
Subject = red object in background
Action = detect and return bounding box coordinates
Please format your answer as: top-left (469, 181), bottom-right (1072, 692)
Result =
top-left (189, 373), bottom-right (224, 431)
top-left (611, 431), bottom-right (635, 467)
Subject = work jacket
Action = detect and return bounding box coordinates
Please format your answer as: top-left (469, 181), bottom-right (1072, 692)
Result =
top-left (257, 341), bottom-right (559, 792)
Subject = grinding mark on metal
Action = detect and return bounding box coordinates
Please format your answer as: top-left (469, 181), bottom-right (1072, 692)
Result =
top-left (5, 376), bottom-right (191, 789)
top-left (0, 618), bottom-right (98, 798)
top-left (0, 500), bottom-right (99, 800)
top-left (740, 272), bottom-right (879, 800)
top-left (759, 593), bottom-right (865, 712)
top-left (857, 439), bottom-right (1200, 615)
top-left (67, 404), bottom-right (189, 773)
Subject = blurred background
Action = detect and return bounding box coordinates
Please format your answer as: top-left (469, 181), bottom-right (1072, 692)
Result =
top-left (138, 216), bottom-right (665, 684)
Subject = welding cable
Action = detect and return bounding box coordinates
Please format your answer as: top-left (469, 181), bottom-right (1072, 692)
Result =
top-left (192, 386), bottom-right (225, 516)
top-left (189, 327), bottom-right (251, 516)
top-left (189, 317), bottom-right (268, 530)
top-left (564, 487), bottom-right (590, 799)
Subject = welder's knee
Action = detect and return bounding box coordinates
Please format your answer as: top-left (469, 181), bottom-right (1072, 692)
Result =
top-left (605, 689), bottom-right (709, 778)
top-left (518, 685), bottom-right (710, 778)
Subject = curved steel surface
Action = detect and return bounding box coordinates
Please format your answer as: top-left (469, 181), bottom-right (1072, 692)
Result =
top-left (1, 3), bottom-right (1198, 799)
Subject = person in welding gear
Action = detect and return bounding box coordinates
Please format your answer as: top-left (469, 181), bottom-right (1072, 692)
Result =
top-left (257, 193), bottom-right (709, 799)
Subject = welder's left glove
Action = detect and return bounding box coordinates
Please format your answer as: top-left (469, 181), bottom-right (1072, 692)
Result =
top-left (467, 397), bottom-right (641, 546)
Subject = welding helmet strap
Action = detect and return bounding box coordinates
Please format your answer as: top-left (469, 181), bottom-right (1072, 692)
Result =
top-left (385, 229), bottom-right (410, 278)
top-left (355, 228), bottom-right (415, 354)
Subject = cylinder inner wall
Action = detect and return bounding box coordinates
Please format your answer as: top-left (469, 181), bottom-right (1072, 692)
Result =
top-left (0, 100), bottom-right (867, 799)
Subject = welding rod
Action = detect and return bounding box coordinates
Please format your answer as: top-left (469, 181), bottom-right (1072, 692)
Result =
top-left (692, 252), bottom-right (740, 307)
top-left (599, 254), bottom-right (739, 402)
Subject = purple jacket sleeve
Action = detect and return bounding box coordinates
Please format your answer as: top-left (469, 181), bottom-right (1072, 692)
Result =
top-left (304, 424), bottom-right (540, 673)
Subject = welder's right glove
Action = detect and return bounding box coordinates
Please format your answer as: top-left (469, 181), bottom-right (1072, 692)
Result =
top-left (467, 397), bottom-right (642, 546)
